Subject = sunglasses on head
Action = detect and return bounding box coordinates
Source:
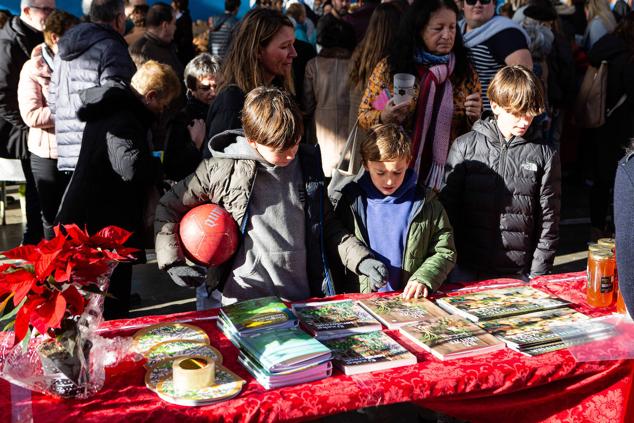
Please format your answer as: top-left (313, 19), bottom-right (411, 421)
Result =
top-left (464, 0), bottom-right (492, 6)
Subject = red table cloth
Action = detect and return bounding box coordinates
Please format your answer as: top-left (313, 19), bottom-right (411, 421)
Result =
top-left (1, 272), bottom-right (633, 423)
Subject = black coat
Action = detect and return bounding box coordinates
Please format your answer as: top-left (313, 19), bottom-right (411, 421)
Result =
top-left (204, 84), bottom-right (245, 159)
top-left (174, 9), bottom-right (195, 66)
top-left (0, 16), bottom-right (42, 159)
top-left (440, 116), bottom-right (561, 278)
top-left (56, 86), bottom-right (159, 250)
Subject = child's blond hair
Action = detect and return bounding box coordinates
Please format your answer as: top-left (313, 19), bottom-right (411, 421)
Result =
top-left (361, 124), bottom-right (411, 163)
top-left (487, 65), bottom-right (545, 116)
top-left (241, 87), bottom-right (303, 151)
top-left (131, 60), bottom-right (181, 102)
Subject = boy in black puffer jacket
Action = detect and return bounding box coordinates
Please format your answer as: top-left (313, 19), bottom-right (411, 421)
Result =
top-left (440, 65), bottom-right (561, 283)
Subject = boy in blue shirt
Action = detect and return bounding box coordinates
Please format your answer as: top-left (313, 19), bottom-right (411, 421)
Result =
top-left (334, 124), bottom-right (456, 298)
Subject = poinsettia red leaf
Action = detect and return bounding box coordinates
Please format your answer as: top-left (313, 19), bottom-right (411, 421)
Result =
top-left (92, 226), bottom-right (133, 246)
top-left (53, 265), bottom-right (71, 283)
top-left (34, 250), bottom-right (61, 280)
top-left (2, 245), bottom-right (38, 261)
top-left (12, 275), bottom-right (37, 306)
top-left (61, 224), bottom-right (90, 244)
top-left (0, 263), bottom-right (14, 273)
top-left (38, 234), bottom-right (67, 254)
top-left (30, 292), bottom-right (66, 335)
top-left (13, 298), bottom-right (38, 345)
top-left (61, 285), bottom-right (85, 316)
top-left (0, 269), bottom-right (37, 305)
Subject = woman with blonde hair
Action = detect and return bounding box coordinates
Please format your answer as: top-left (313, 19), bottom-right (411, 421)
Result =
top-left (204, 8), bottom-right (297, 157)
top-left (583, 0), bottom-right (617, 49)
top-left (57, 60), bottom-right (181, 320)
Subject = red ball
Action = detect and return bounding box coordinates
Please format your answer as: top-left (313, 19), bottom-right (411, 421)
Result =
top-left (178, 204), bottom-right (239, 267)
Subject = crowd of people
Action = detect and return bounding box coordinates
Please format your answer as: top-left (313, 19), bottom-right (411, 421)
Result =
top-left (0, 0), bottom-right (633, 319)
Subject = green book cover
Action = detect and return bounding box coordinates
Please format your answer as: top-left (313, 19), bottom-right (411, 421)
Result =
top-left (478, 308), bottom-right (589, 348)
top-left (292, 299), bottom-right (381, 338)
top-left (358, 295), bottom-right (449, 329)
top-left (220, 296), bottom-right (297, 333)
top-left (322, 331), bottom-right (416, 375)
top-left (436, 286), bottom-right (570, 322)
top-left (400, 316), bottom-right (504, 360)
top-left (239, 327), bottom-right (332, 373)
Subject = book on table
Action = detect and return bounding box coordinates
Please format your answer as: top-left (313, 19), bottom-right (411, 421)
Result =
top-left (357, 295), bottom-right (450, 330)
top-left (399, 316), bottom-right (505, 360)
top-left (321, 331), bottom-right (417, 375)
top-left (238, 352), bottom-right (333, 389)
top-left (435, 286), bottom-right (570, 322)
top-left (478, 307), bottom-right (589, 351)
top-left (218, 296), bottom-right (297, 338)
top-left (237, 326), bottom-right (332, 374)
top-left (291, 299), bottom-right (382, 340)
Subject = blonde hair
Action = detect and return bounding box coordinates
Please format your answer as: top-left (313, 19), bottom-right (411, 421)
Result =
top-left (361, 124), bottom-right (411, 162)
top-left (241, 86), bottom-right (303, 150)
top-left (487, 65), bottom-right (545, 116)
top-left (219, 8), bottom-right (295, 94)
top-left (585, 0), bottom-right (617, 33)
top-left (131, 60), bottom-right (181, 102)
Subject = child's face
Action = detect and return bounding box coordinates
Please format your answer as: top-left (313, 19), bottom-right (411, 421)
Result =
top-left (491, 102), bottom-right (535, 140)
top-left (363, 158), bottom-right (409, 196)
top-left (247, 139), bottom-right (299, 167)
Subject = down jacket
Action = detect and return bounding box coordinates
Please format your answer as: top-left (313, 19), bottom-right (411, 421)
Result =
top-left (334, 178), bottom-right (456, 293)
top-left (440, 116), bottom-right (561, 278)
top-left (155, 131), bottom-right (373, 297)
top-left (49, 22), bottom-right (135, 171)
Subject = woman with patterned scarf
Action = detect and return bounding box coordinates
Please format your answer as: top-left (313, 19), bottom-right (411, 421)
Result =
top-left (358, 0), bottom-right (482, 190)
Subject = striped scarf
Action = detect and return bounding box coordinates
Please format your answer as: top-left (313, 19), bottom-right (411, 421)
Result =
top-left (410, 52), bottom-right (455, 190)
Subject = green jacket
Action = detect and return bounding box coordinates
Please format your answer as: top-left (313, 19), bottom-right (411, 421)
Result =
top-left (333, 179), bottom-right (457, 293)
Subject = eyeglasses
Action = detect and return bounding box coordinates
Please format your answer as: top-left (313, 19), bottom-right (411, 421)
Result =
top-left (464, 0), bottom-right (492, 6)
top-left (29, 5), bottom-right (55, 13)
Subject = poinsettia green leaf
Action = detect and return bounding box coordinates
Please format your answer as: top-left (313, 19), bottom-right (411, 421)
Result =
top-left (0, 296), bottom-right (26, 325)
top-left (0, 293), bottom-right (14, 317)
top-left (19, 327), bottom-right (31, 353)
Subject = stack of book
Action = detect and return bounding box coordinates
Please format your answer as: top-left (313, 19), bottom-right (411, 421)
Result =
top-left (217, 297), bottom-right (333, 389)
top-left (436, 286), bottom-right (586, 356)
top-left (292, 299), bottom-right (417, 374)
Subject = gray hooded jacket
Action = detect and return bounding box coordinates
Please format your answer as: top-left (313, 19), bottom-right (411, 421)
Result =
top-left (49, 22), bottom-right (135, 171)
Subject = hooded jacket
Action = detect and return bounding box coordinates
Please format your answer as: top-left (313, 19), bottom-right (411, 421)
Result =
top-left (155, 129), bottom-right (374, 299)
top-left (0, 16), bottom-right (43, 159)
top-left (440, 115), bottom-right (561, 278)
top-left (18, 43), bottom-right (56, 158)
top-left (56, 85), bottom-right (158, 251)
top-left (49, 22), bottom-right (135, 171)
top-left (335, 173), bottom-right (456, 293)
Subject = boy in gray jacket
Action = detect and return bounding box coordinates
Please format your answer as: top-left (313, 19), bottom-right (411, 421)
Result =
top-left (155, 87), bottom-right (387, 307)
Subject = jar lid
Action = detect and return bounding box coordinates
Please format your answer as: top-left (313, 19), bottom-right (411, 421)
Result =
top-left (597, 238), bottom-right (615, 249)
top-left (588, 243), bottom-right (611, 253)
top-left (591, 249), bottom-right (614, 259)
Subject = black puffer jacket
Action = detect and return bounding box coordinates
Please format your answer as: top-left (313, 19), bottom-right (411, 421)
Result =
top-left (440, 115), bottom-right (561, 278)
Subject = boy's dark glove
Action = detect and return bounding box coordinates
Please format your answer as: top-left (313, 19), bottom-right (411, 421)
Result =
top-left (358, 258), bottom-right (388, 291)
top-left (167, 265), bottom-right (207, 288)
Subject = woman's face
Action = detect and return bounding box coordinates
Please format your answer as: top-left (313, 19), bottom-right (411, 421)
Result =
top-left (259, 26), bottom-right (297, 83)
top-left (421, 7), bottom-right (457, 55)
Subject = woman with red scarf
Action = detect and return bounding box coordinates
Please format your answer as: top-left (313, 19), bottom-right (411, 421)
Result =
top-left (358, 0), bottom-right (481, 190)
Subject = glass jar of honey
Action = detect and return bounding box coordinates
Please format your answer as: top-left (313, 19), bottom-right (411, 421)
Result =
top-left (587, 249), bottom-right (616, 308)
top-left (597, 238), bottom-right (616, 252)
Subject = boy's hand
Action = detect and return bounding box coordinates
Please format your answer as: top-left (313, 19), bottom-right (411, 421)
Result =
top-left (167, 265), bottom-right (207, 288)
top-left (358, 258), bottom-right (388, 291)
top-left (402, 278), bottom-right (429, 300)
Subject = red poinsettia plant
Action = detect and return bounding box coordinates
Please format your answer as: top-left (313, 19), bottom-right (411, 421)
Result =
top-left (0, 224), bottom-right (138, 346)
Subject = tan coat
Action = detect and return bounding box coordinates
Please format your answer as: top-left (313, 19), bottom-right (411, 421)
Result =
top-left (303, 51), bottom-right (351, 177)
top-left (17, 43), bottom-right (56, 159)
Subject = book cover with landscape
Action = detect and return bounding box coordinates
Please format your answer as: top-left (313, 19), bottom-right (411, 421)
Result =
top-left (292, 299), bottom-right (382, 340)
top-left (322, 331), bottom-right (417, 375)
top-left (436, 286), bottom-right (570, 322)
top-left (478, 307), bottom-right (589, 349)
top-left (358, 295), bottom-right (449, 329)
top-left (400, 316), bottom-right (505, 360)
top-left (220, 296), bottom-right (297, 334)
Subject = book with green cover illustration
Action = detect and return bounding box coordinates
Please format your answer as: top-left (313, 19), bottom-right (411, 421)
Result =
top-left (220, 296), bottom-right (297, 334)
top-left (322, 331), bottom-right (417, 375)
top-left (478, 307), bottom-right (589, 349)
top-left (357, 295), bottom-right (449, 329)
top-left (291, 299), bottom-right (381, 340)
top-left (238, 326), bottom-right (332, 373)
top-left (399, 316), bottom-right (505, 360)
top-left (436, 286), bottom-right (570, 322)
top-left (238, 352), bottom-right (333, 389)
